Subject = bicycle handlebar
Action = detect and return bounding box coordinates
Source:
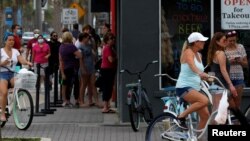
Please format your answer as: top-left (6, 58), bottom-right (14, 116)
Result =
top-left (208, 75), bottom-right (226, 89)
top-left (154, 73), bottom-right (177, 82)
top-left (120, 60), bottom-right (158, 75)
top-left (154, 73), bottom-right (226, 89)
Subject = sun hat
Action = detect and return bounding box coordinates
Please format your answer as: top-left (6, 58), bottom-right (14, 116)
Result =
top-left (188, 32), bottom-right (208, 43)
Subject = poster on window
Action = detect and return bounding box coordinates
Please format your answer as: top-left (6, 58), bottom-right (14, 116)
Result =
top-left (221, 0), bottom-right (250, 29)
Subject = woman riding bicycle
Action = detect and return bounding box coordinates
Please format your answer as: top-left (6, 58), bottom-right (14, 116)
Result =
top-left (0, 32), bottom-right (32, 121)
top-left (175, 32), bottom-right (210, 130)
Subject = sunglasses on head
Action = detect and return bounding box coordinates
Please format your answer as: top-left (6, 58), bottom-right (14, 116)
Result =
top-left (226, 30), bottom-right (237, 37)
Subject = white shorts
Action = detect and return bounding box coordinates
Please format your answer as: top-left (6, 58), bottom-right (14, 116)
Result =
top-left (34, 63), bottom-right (48, 76)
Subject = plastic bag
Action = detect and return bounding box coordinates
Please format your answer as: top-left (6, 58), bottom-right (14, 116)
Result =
top-left (215, 90), bottom-right (229, 124)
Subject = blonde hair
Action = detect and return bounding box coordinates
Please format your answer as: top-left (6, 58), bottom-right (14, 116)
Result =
top-left (180, 41), bottom-right (189, 61)
top-left (61, 31), bottom-right (73, 43)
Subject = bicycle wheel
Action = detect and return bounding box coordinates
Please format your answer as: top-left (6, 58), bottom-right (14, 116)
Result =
top-left (128, 90), bottom-right (140, 132)
top-left (145, 112), bottom-right (188, 141)
top-left (13, 89), bottom-right (34, 130)
top-left (141, 89), bottom-right (153, 124)
top-left (228, 108), bottom-right (248, 125)
top-left (244, 105), bottom-right (250, 124)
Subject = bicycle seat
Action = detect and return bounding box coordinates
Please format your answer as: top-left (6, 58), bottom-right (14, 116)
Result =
top-left (162, 86), bottom-right (176, 91)
top-left (126, 83), bottom-right (139, 88)
top-left (162, 86), bottom-right (176, 96)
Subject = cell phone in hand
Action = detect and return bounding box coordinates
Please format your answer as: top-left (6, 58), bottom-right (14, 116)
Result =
top-left (235, 57), bottom-right (240, 61)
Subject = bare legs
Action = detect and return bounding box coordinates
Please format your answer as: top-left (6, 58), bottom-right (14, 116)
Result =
top-left (0, 78), bottom-right (14, 121)
top-left (178, 90), bottom-right (210, 129)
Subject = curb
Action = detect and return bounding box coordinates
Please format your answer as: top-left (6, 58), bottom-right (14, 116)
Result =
top-left (41, 138), bottom-right (51, 141)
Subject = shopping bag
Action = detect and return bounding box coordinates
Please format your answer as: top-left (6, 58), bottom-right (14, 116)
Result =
top-left (215, 90), bottom-right (229, 124)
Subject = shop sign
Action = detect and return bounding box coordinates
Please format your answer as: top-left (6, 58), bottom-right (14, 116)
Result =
top-left (221, 0), bottom-right (250, 29)
top-left (61, 8), bottom-right (78, 24)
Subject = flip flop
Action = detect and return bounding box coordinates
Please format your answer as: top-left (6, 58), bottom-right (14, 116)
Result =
top-left (102, 109), bottom-right (116, 114)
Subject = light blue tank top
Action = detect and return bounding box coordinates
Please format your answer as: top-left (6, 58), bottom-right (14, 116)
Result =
top-left (176, 55), bottom-right (204, 91)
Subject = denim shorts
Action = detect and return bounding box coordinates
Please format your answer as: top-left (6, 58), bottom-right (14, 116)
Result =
top-left (176, 87), bottom-right (194, 98)
top-left (0, 71), bottom-right (14, 81)
top-left (232, 79), bottom-right (245, 87)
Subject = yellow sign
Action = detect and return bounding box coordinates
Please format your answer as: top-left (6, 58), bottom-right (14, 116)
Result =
top-left (70, 3), bottom-right (86, 19)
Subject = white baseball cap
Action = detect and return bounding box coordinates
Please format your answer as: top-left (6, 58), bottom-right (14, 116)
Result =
top-left (188, 32), bottom-right (208, 43)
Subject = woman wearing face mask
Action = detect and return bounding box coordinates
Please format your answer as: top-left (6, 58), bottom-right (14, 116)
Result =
top-left (32, 35), bottom-right (51, 84)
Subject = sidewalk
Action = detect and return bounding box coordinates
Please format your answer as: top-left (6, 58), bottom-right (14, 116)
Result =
top-left (1, 96), bottom-right (148, 141)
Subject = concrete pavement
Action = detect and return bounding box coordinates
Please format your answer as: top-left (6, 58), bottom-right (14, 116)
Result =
top-left (1, 100), bottom-right (148, 141)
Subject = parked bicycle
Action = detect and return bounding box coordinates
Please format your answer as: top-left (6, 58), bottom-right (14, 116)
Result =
top-left (145, 75), bottom-right (244, 141)
top-left (120, 60), bottom-right (158, 132)
top-left (0, 67), bottom-right (36, 130)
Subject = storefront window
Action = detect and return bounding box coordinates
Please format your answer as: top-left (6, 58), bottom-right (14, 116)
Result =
top-left (160, 0), bottom-right (211, 88)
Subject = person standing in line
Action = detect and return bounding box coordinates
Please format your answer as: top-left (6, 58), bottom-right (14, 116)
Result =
top-left (225, 31), bottom-right (248, 109)
top-left (77, 33), bottom-right (102, 108)
top-left (59, 31), bottom-right (82, 107)
top-left (11, 24), bottom-right (23, 68)
top-left (11, 24), bottom-right (23, 53)
top-left (175, 32), bottom-right (210, 130)
top-left (26, 29), bottom-right (40, 61)
top-left (101, 33), bottom-right (117, 113)
top-left (48, 31), bottom-right (61, 90)
top-left (32, 34), bottom-right (51, 87)
top-left (81, 24), bottom-right (100, 107)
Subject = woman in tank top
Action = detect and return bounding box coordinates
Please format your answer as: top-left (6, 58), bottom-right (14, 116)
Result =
top-left (207, 32), bottom-right (249, 125)
top-left (175, 32), bottom-right (209, 130)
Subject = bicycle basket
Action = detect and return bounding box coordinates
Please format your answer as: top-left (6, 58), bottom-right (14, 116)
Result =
top-left (15, 73), bottom-right (37, 89)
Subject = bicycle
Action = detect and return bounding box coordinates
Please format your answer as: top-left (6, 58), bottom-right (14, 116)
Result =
top-left (145, 75), bottom-right (244, 141)
top-left (154, 73), bottom-right (212, 121)
top-left (120, 60), bottom-right (158, 132)
top-left (0, 67), bottom-right (36, 130)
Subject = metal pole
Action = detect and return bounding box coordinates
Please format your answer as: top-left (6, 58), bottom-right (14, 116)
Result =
top-left (210, 0), bottom-right (214, 38)
top-left (88, 0), bottom-right (92, 26)
top-left (35, 0), bottom-right (42, 31)
top-left (34, 63), bottom-right (46, 116)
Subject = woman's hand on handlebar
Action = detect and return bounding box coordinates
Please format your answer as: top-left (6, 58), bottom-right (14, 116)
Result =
top-left (27, 61), bottom-right (33, 67)
top-left (199, 72), bottom-right (209, 80)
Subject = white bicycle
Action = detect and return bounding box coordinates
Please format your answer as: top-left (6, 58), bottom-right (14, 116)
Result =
top-left (145, 75), bottom-right (244, 141)
top-left (0, 67), bottom-right (36, 130)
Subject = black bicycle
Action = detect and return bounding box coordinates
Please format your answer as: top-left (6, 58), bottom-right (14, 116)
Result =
top-left (120, 60), bottom-right (158, 132)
